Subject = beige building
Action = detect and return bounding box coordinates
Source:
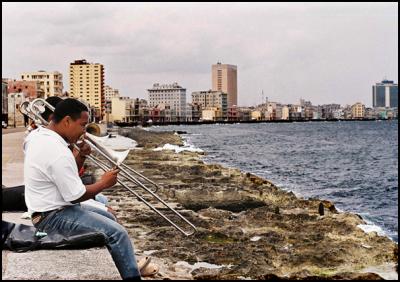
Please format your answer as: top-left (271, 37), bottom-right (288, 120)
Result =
top-left (109, 97), bottom-right (134, 123)
top-left (251, 110), bottom-right (262, 120)
top-left (351, 102), bottom-right (365, 119)
top-left (202, 107), bottom-right (221, 121)
top-left (282, 106), bottom-right (290, 120)
top-left (20, 71), bottom-right (63, 98)
top-left (69, 59), bottom-right (105, 120)
top-left (212, 62), bottom-right (237, 108)
top-left (266, 102), bottom-right (283, 120)
top-left (8, 92), bottom-right (27, 127)
top-left (192, 90), bottom-right (227, 118)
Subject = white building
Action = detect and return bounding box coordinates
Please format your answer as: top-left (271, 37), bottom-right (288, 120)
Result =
top-left (202, 107), bottom-right (219, 121)
top-left (332, 109), bottom-right (344, 119)
top-left (148, 83), bottom-right (186, 121)
top-left (282, 106), bottom-right (289, 120)
top-left (8, 92), bottom-right (27, 127)
top-left (104, 85), bottom-right (120, 101)
top-left (21, 70), bottom-right (63, 98)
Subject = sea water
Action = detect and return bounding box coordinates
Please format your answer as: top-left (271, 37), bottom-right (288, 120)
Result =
top-left (151, 121), bottom-right (398, 242)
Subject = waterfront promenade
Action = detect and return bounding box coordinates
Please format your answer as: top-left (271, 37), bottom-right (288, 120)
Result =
top-left (2, 127), bottom-right (397, 280)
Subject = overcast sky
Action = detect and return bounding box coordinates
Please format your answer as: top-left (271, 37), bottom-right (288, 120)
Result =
top-left (2, 2), bottom-right (398, 107)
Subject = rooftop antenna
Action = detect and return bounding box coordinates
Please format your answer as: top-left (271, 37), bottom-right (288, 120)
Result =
top-left (262, 90), bottom-right (264, 106)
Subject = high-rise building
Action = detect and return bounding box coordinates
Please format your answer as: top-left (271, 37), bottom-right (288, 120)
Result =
top-left (212, 62), bottom-right (237, 107)
top-left (372, 79), bottom-right (398, 108)
top-left (20, 71), bottom-right (63, 98)
top-left (69, 59), bottom-right (105, 120)
top-left (148, 82), bottom-right (186, 121)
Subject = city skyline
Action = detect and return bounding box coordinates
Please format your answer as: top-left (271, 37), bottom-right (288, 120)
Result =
top-left (2, 2), bottom-right (398, 107)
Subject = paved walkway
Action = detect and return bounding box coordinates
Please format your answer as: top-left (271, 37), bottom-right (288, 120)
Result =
top-left (2, 130), bottom-right (25, 187)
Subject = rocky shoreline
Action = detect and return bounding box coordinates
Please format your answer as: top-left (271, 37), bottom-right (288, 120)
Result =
top-left (89, 127), bottom-right (397, 280)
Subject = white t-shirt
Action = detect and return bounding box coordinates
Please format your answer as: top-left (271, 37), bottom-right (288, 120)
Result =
top-left (24, 127), bottom-right (86, 212)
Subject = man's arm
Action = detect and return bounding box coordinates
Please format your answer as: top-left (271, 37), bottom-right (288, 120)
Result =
top-left (71, 168), bottom-right (119, 204)
top-left (72, 140), bottom-right (91, 171)
top-left (72, 147), bottom-right (86, 171)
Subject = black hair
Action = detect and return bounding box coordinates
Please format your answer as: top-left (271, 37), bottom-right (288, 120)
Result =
top-left (52, 98), bottom-right (89, 123)
top-left (41, 96), bottom-right (63, 122)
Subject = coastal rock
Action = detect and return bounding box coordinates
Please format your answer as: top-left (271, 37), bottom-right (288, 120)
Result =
top-left (89, 127), bottom-right (398, 280)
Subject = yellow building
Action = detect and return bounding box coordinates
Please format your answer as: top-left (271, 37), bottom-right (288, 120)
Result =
top-left (351, 102), bottom-right (365, 119)
top-left (69, 59), bottom-right (105, 120)
top-left (20, 70), bottom-right (63, 98)
top-left (251, 110), bottom-right (262, 120)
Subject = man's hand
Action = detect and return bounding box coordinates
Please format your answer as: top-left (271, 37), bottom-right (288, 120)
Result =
top-left (77, 139), bottom-right (91, 157)
top-left (100, 168), bottom-right (119, 189)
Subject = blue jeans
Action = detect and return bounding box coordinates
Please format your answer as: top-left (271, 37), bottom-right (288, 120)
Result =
top-left (36, 204), bottom-right (140, 279)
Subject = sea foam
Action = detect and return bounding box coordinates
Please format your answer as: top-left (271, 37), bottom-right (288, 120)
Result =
top-left (153, 143), bottom-right (204, 153)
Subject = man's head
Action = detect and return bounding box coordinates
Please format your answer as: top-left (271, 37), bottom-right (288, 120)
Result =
top-left (52, 98), bottom-right (89, 143)
top-left (42, 96), bottom-right (63, 122)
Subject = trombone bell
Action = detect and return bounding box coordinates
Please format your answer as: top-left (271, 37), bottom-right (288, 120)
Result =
top-left (85, 132), bottom-right (130, 165)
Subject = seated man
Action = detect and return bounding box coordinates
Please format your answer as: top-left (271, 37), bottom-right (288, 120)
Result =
top-left (9, 98), bottom-right (109, 215)
top-left (42, 96), bottom-right (109, 207)
top-left (24, 98), bottom-right (141, 280)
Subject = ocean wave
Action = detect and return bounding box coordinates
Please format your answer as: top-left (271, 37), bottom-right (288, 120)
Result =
top-left (357, 223), bottom-right (387, 237)
top-left (153, 143), bottom-right (204, 153)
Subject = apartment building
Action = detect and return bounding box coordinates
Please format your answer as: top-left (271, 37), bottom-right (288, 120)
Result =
top-left (21, 70), bottom-right (63, 98)
top-left (192, 90), bottom-right (228, 118)
top-left (69, 59), bottom-right (105, 121)
top-left (7, 80), bottom-right (44, 100)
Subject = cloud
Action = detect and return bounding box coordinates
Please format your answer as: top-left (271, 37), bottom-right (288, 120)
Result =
top-left (2, 2), bottom-right (398, 107)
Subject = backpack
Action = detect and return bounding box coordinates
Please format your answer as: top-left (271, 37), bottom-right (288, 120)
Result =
top-left (2, 220), bottom-right (106, 253)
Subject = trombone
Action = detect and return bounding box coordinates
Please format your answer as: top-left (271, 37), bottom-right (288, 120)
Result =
top-left (26, 98), bottom-right (197, 236)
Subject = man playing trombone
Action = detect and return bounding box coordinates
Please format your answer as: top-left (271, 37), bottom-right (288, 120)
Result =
top-left (39, 96), bottom-right (112, 210)
top-left (18, 96), bottom-right (114, 217)
top-left (24, 98), bottom-right (142, 280)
